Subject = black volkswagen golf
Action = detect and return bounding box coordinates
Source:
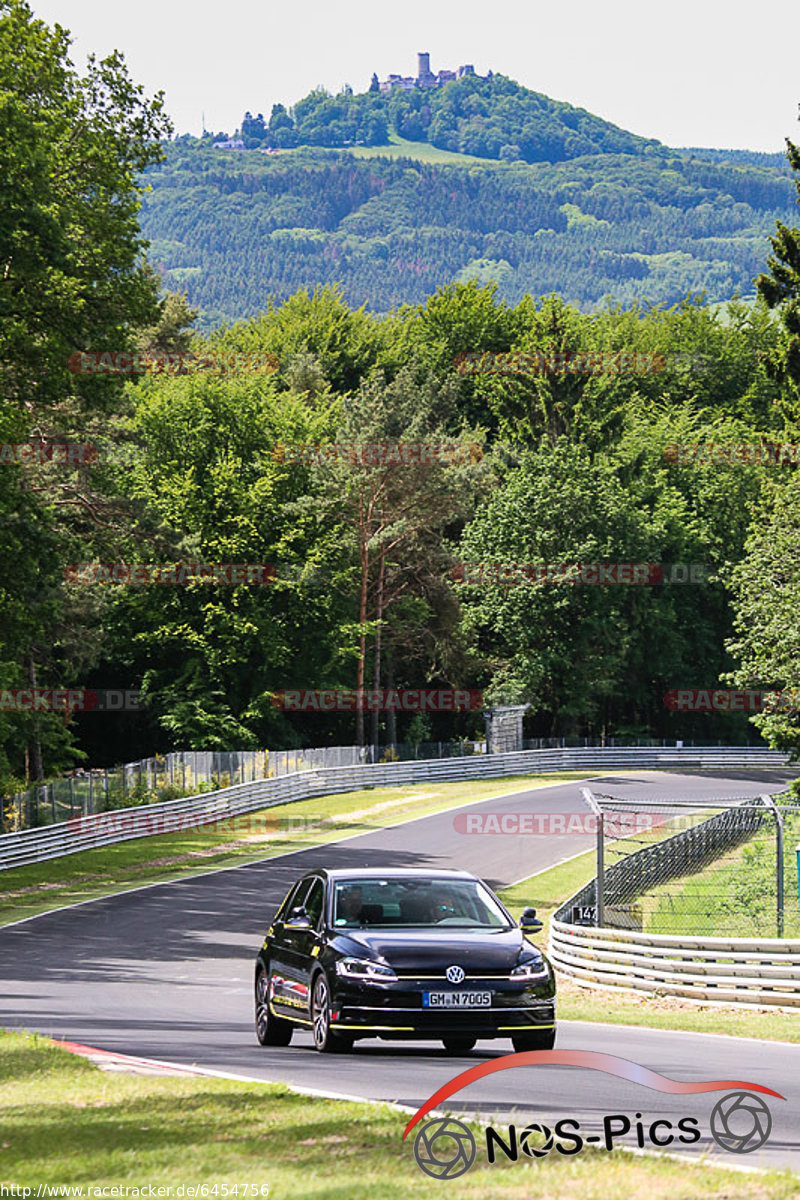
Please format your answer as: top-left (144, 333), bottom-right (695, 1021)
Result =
top-left (254, 867), bottom-right (556, 1054)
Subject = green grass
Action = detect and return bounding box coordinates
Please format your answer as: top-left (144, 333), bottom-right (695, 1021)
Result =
top-left (499, 855), bottom-right (800, 1042)
top-left (642, 819), bottom-right (800, 939)
top-left (1, 1032), bottom-right (797, 1197)
top-left (339, 133), bottom-right (503, 166)
top-left (0, 773), bottom-right (598, 926)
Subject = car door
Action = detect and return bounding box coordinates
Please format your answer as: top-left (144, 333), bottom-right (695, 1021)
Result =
top-left (281, 876), bottom-right (325, 1019)
top-left (268, 878), bottom-right (313, 1020)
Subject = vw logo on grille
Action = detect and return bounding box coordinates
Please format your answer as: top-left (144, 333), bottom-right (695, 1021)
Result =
top-left (446, 965), bottom-right (465, 984)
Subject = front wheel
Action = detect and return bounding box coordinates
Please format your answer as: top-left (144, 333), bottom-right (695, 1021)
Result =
top-left (311, 972), bottom-right (352, 1053)
top-left (255, 970), bottom-right (293, 1046)
top-left (512, 1027), bottom-right (556, 1053)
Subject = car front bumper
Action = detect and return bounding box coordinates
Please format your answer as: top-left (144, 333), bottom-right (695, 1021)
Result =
top-left (328, 974), bottom-right (556, 1038)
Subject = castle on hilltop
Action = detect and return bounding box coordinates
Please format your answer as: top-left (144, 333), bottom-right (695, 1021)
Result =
top-left (378, 52), bottom-right (485, 93)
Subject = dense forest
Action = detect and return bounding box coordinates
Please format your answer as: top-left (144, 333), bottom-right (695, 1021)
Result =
top-left (3, 0), bottom-right (800, 797)
top-left (227, 73), bottom-right (662, 162)
top-left (140, 141), bottom-right (796, 324)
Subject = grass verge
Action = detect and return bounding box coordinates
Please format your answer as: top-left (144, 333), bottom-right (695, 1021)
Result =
top-left (1, 1032), bottom-right (797, 1197)
top-left (499, 856), bottom-right (800, 1042)
top-left (642, 824), bottom-right (800, 939)
top-left (343, 132), bottom-right (501, 165)
top-left (0, 773), bottom-right (597, 927)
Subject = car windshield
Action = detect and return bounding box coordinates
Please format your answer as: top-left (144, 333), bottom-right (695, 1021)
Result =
top-left (331, 878), bottom-right (511, 929)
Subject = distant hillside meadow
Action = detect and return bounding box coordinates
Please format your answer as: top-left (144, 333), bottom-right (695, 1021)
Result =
top-left (138, 73), bottom-right (797, 327)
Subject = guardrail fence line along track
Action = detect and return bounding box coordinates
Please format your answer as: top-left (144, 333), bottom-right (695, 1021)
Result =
top-left (1, 737), bottom-right (768, 833)
top-left (0, 745), bottom-right (791, 872)
top-left (2, 746), bottom-right (377, 832)
top-left (550, 784), bottom-right (800, 1009)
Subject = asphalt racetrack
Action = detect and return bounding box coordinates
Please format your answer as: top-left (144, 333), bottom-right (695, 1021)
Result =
top-left (2, 769), bottom-right (800, 1169)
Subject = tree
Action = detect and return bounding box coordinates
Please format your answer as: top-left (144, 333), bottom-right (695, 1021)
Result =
top-left (457, 429), bottom-right (765, 743)
top-left (102, 370), bottom-right (346, 749)
top-left (0, 0), bottom-right (171, 415)
top-left (725, 479), bottom-right (800, 757)
top-left (756, 135), bottom-right (800, 427)
top-left (242, 110), bottom-right (266, 141)
top-left (458, 445), bottom-right (658, 737)
top-left (0, 0), bottom-right (171, 785)
top-left (134, 281), bottom-right (199, 357)
top-left (312, 367), bottom-right (487, 747)
top-left (369, 72), bottom-right (380, 94)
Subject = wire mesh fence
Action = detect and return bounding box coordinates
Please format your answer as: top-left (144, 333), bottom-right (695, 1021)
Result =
top-left (0, 741), bottom-right (486, 832)
top-left (522, 737), bottom-right (764, 749)
top-left (574, 789), bottom-right (800, 938)
top-left (2, 747), bottom-right (374, 832)
top-left (0, 751), bottom-right (271, 833)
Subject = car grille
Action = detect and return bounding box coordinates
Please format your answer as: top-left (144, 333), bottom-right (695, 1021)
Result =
top-left (392, 968), bottom-right (511, 980)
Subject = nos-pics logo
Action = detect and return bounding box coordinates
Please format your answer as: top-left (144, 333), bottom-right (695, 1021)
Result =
top-left (404, 1050), bottom-right (783, 1180)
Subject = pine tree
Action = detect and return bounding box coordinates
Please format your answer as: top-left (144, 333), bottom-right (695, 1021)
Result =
top-left (756, 136), bottom-right (800, 422)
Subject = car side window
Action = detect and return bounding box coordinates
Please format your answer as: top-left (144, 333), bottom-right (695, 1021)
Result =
top-left (290, 879), bottom-right (314, 912)
top-left (275, 880), bottom-right (306, 923)
top-left (304, 879), bottom-right (324, 928)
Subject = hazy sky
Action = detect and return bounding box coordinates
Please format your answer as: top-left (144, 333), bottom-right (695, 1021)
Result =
top-left (31, 0), bottom-right (800, 151)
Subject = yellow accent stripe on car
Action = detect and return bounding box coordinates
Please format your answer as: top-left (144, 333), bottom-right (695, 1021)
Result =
top-left (269, 1001), bottom-right (312, 1026)
top-left (495, 1024), bottom-right (555, 1030)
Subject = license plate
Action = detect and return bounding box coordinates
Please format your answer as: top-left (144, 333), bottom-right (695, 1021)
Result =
top-left (423, 991), bottom-right (491, 1008)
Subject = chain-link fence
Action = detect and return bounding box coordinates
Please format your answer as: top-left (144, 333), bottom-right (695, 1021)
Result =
top-left (1, 750), bottom-right (273, 832)
top-left (572, 789), bottom-right (800, 938)
top-left (522, 738), bottom-right (764, 749)
top-left (0, 741), bottom-right (487, 832)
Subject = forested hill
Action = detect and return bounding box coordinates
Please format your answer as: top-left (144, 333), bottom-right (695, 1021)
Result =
top-left (227, 73), bottom-right (663, 162)
top-left (139, 75), bottom-right (796, 327)
top-left (140, 137), bottom-right (797, 328)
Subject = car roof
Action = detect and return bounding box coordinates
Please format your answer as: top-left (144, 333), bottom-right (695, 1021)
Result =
top-left (308, 867), bottom-right (478, 883)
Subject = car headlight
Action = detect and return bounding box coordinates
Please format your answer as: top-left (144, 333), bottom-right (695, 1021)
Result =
top-left (335, 957), bottom-right (397, 982)
top-left (510, 956), bottom-right (549, 981)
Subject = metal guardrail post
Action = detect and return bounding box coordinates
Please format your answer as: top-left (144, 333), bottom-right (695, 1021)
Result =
top-left (762, 794), bottom-right (784, 938)
top-left (581, 787), bottom-right (604, 927)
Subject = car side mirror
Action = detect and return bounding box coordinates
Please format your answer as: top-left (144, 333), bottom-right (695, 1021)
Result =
top-left (285, 905), bottom-right (312, 929)
top-left (520, 906), bottom-right (543, 934)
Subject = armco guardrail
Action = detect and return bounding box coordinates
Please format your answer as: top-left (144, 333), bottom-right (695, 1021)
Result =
top-left (549, 921), bottom-right (800, 1008)
top-left (0, 745), bottom-right (792, 872)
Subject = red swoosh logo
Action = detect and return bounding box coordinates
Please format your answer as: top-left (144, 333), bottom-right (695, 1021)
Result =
top-left (402, 1050), bottom-right (785, 1139)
